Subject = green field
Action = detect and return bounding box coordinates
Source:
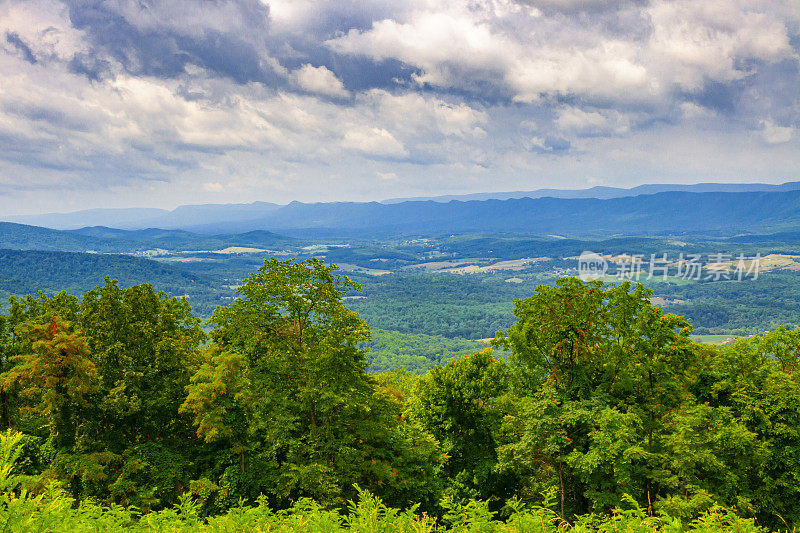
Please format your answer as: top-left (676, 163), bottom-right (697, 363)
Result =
top-left (691, 334), bottom-right (744, 344)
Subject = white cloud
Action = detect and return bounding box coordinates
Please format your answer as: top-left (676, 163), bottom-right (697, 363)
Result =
top-left (327, 0), bottom-right (797, 106)
top-left (646, 0), bottom-right (795, 91)
top-left (0, 0), bottom-right (87, 61)
top-left (555, 107), bottom-right (633, 137)
top-left (357, 90), bottom-right (487, 139)
top-left (761, 120), bottom-right (795, 144)
top-left (203, 181), bottom-right (224, 192)
top-left (342, 127), bottom-right (408, 158)
top-left (327, 11), bottom-right (515, 92)
top-left (292, 64), bottom-right (349, 97)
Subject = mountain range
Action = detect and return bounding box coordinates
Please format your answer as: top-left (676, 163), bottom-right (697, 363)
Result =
top-left (7, 181), bottom-right (799, 232)
top-left (195, 190), bottom-right (800, 237)
top-left (0, 184), bottom-right (800, 239)
top-left (380, 181), bottom-right (800, 204)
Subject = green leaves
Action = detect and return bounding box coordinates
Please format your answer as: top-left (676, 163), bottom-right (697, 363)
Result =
top-left (181, 347), bottom-right (250, 444)
top-left (184, 258), bottom-right (438, 509)
top-left (408, 349), bottom-right (512, 504)
top-left (2, 266), bottom-right (800, 527)
top-left (496, 278), bottom-right (704, 518)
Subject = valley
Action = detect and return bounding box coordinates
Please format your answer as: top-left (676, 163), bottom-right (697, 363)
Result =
top-left (4, 190), bottom-right (800, 373)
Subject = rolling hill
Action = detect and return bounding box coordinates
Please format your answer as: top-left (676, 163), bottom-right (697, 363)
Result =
top-left (0, 249), bottom-right (229, 316)
top-left (0, 222), bottom-right (297, 253)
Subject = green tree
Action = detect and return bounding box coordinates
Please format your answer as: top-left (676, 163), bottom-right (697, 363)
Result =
top-left (76, 278), bottom-right (205, 509)
top-left (495, 278), bottom-right (696, 519)
top-left (0, 292), bottom-right (82, 431)
top-left (183, 258), bottom-right (438, 510)
top-left (678, 330), bottom-right (800, 526)
top-left (408, 348), bottom-right (515, 507)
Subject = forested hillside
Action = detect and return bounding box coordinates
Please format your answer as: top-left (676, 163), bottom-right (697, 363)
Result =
top-left (0, 249), bottom-right (228, 317)
top-left (5, 225), bottom-right (800, 339)
top-left (1, 258), bottom-right (799, 530)
top-left (0, 222), bottom-right (297, 254)
top-left (0, 222), bottom-right (101, 252)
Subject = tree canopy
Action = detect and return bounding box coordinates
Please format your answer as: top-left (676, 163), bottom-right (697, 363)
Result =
top-left (0, 263), bottom-right (798, 528)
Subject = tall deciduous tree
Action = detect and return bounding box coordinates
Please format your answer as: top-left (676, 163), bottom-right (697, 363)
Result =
top-left (495, 278), bottom-right (696, 519)
top-left (183, 258), bottom-right (439, 510)
top-left (77, 278), bottom-right (205, 509)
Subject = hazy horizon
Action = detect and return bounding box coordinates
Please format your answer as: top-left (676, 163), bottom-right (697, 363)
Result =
top-left (2, 179), bottom-right (798, 219)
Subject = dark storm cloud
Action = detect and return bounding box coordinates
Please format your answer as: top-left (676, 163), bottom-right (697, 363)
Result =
top-left (67, 52), bottom-right (112, 81)
top-left (64, 0), bottom-right (282, 84)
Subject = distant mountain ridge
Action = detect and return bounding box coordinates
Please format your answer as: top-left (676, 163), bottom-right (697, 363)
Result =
top-left (381, 181), bottom-right (800, 203)
top-left (7, 201), bottom-right (282, 231)
top-left (184, 190), bottom-right (800, 237)
top-left (6, 181), bottom-right (799, 231)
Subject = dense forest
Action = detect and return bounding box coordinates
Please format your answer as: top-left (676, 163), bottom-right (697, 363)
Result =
top-left (0, 257), bottom-right (799, 530)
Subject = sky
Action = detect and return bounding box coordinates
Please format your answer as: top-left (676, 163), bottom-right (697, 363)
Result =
top-left (1, 0), bottom-right (799, 214)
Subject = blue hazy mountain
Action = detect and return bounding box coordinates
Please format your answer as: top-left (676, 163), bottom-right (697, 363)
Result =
top-left (381, 181), bottom-right (800, 203)
top-left (4, 185), bottom-right (800, 238)
top-left (0, 222), bottom-right (294, 253)
top-left (178, 190), bottom-right (800, 237)
top-left (7, 182), bottom-right (799, 231)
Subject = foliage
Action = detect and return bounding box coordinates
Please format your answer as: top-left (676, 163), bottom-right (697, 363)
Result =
top-left (0, 279), bottom-right (204, 509)
top-left (366, 330), bottom-right (491, 373)
top-left (491, 278), bottom-right (800, 528)
top-left (182, 258), bottom-right (439, 511)
top-left (408, 349), bottom-right (516, 506)
top-left (0, 317), bottom-right (97, 449)
top-left (0, 429), bottom-right (768, 532)
top-left (0, 262), bottom-right (798, 529)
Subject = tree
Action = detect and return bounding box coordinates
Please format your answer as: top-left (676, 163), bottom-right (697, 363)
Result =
top-left (79, 279), bottom-right (204, 448)
top-left (408, 348), bottom-right (515, 507)
top-left (0, 314), bottom-right (12, 430)
top-left (0, 317), bottom-right (97, 450)
top-left (183, 258), bottom-right (438, 510)
top-left (678, 331), bottom-right (800, 526)
top-left (77, 278), bottom-right (205, 509)
top-left (495, 278), bottom-right (696, 518)
top-left (0, 292), bottom-right (81, 431)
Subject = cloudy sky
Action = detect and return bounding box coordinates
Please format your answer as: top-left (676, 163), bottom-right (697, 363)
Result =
top-left (1, 0), bottom-right (799, 214)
